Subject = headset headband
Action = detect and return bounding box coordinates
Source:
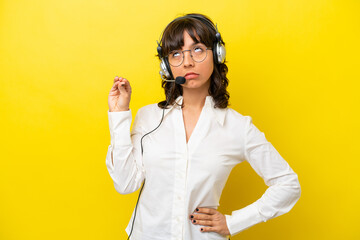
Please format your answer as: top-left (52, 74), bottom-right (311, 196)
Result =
top-left (157, 15), bottom-right (221, 56)
top-left (157, 14), bottom-right (226, 80)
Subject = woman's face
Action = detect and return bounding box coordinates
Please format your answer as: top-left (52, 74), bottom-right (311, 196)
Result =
top-left (169, 30), bottom-right (214, 91)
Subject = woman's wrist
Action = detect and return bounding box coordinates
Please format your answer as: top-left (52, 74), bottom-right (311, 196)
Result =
top-left (109, 107), bottom-right (130, 112)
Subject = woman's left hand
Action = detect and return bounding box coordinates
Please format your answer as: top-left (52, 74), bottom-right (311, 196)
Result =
top-left (189, 207), bottom-right (230, 236)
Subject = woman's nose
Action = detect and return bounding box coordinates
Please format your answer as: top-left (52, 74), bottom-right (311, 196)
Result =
top-left (183, 51), bottom-right (194, 67)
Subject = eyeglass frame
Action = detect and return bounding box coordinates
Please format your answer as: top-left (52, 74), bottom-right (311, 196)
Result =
top-left (166, 43), bottom-right (212, 67)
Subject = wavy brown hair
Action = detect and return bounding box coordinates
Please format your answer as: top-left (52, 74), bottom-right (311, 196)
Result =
top-left (156, 13), bottom-right (230, 109)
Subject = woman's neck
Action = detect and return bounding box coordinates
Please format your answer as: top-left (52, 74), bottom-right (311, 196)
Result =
top-left (182, 88), bottom-right (210, 110)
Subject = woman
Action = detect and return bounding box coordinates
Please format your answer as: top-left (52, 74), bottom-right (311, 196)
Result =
top-left (106, 13), bottom-right (301, 240)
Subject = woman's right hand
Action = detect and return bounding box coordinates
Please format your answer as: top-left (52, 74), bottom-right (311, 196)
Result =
top-left (108, 76), bottom-right (132, 112)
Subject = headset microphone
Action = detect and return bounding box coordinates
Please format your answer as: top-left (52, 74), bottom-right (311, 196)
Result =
top-left (164, 76), bottom-right (186, 84)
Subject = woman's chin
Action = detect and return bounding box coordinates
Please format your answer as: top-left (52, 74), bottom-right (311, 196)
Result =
top-left (183, 82), bottom-right (201, 89)
top-left (182, 79), bottom-right (209, 89)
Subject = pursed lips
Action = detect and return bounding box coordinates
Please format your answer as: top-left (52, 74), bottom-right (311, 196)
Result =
top-left (184, 72), bottom-right (199, 79)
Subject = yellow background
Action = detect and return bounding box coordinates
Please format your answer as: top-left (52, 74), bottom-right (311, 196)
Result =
top-left (0, 0), bottom-right (359, 239)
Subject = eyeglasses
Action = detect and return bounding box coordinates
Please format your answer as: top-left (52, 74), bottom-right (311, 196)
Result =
top-left (166, 43), bottom-right (212, 67)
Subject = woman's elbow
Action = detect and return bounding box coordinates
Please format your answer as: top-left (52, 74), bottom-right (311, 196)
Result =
top-left (113, 181), bottom-right (142, 195)
top-left (280, 172), bottom-right (302, 202)
top-left (286, 174), bottom-right (301, 203)
top-left (113, 183), bottom-right (133, 195)
top-left (295, 180), bottom-right (301, 201)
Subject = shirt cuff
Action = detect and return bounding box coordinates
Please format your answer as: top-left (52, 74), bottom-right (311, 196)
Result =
top-left (225, 201), bottom-right (264, 236)
top-left (107, 109), bottom-right (132, 147)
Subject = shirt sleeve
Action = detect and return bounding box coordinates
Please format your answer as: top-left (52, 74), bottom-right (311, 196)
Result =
top-left (225, 116), bottom-right (301, 236)
top-left (105, 109), bottom-right (146, 194)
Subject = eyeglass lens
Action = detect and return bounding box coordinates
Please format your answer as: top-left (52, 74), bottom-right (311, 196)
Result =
top-left (168, 44), bottom-right (209, 67)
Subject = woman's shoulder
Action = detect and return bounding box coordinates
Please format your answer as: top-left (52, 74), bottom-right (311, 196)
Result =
top-left (223, 107), bottom-right (246, 119)
top-left (133, 102), bottom-right (170, 131)
top-left (137, 102), bottom-right (162, 115)
top-left (134, 102), bottom-right (168, 122)
top-left (137, 102), bottom-right (158, 111)
top-left (223, 107), bottom-right (253, 126)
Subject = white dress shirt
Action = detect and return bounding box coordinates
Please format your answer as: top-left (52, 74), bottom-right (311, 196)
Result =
top-left (105, 95), bottom-right (301, 240)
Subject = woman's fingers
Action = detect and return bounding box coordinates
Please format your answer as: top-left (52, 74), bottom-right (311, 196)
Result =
top-left (114, 76), bottom-right (129, 86)
top-left (114, 77), bottom-right (127, 84)
top-left (189, 207), bottom-right (230, 236)
top-left (120, 79), bottom-right (131, 92)
top-left (190, 213), bottom-right (212, 221)
top-left (190, 213), bottom-right (213, 226)
top-left (113, 76), bottom-right (126, 88)
top-left (109, 76), bottom-right (131, 112)
top-left (113, 76), bottom-right (126, 83)
top-left (112, 80), bottom-right (120, 87)
top-left (191, 219), bottom-right (213, 226)
top-left (118, 78), bottom-right (127, 89)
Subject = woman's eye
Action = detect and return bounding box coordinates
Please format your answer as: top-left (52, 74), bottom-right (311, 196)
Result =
top-left (195, 48), bottom-right (203, 53)
top-left (194, 45), bottom-right (205, 52)
top-left (172, 52), bottom-right (180, 57)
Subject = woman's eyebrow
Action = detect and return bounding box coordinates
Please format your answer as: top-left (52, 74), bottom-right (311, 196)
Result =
top-left (190, 41), bottom-right (202, 46)
top-left (171, 42), bottom-right (203, 52)
top-left (180, 42), bottom-right (203, 49)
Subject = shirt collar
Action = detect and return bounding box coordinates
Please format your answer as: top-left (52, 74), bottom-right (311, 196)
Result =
top-left (163, 95), bottom-right (226, 126)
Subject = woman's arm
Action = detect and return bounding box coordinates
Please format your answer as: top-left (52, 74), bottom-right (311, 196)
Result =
top-left (225, 116), bottom-right (301, 236)
top-left (105, 76), bottom-right (145, 194)
top-left (105, 108), bottom-right (145, 195)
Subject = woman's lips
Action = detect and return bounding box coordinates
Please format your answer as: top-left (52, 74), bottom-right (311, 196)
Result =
top-left (185, 74), bottom-right (199, 80)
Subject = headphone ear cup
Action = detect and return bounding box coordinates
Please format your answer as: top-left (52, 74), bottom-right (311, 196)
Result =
top-left (160, 57), bottom-right (174, 80)
top-left (216, 43), bottom-right (226, 64)
top-left (212, 40), bottom-right (226, 64)
top-left (213, 32), bottom-right (226, 64)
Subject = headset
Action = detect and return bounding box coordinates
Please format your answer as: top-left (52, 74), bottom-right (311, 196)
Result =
top-left (157, 14), bottom-right (226, 81)
top-left (126, 14), bottom-right (229, 240)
